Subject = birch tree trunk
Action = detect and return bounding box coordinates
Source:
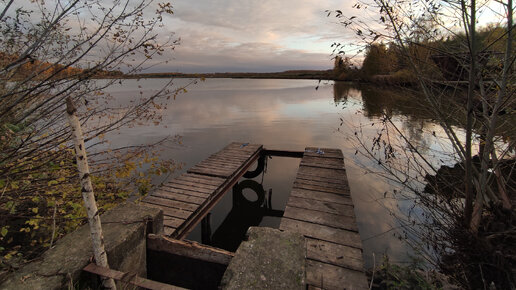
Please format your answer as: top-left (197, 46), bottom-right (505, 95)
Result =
top-left (66, 97), bottom-right (116, 289)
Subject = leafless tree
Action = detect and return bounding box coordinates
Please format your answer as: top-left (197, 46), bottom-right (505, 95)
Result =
top-left (0, 0), bottom-right (188, 268)
top-left (332, 0), bottom-right (515, 287)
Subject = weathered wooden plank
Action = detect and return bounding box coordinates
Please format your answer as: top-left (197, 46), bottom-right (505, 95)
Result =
top-left (211, 151), bottom-right (253, 159)
top-left (179, 173), bottom-right (226, 185)
top-left (206, 151), bottom-right (251, 163)
top-left (202, 159), bottom-right (247, 167)
top-left (188, 163), bottom-right (237, 174)
top-left (295, 173), bottom-right (348, 185)
top-left (299, 162), bottom-right (344, 169)
top-left (188, 162), bottom-right (236, 172)
top-left (296, 173), bottom-right (347, 183)
top-left (176, 176), bottom-right (224, 187)
top-left (279, 218), bottom-right (362, 249)
top-left (167, 179), bottom-right (219, 193)
top-left (290, 189), bottom-right (354, 206)
top-left (83, 263), bottom-right (185, 290)
top-left (283, 206), bottom-right (358, 232)
top-left (147, 234), bottom-right (234, 265)
top-left (293, 182), bottom-right (348, 195)
top-left (139, 202), bottom-right (192, 219)
top-left (143, 196), bottom-right (198, 212)
top-left (163, 217), bottom-right (185, 229)
top-left (306, 260), bottom-right (369, 290)
top-left (203, 158), bottom-right (243, 166)
top-left (306, 238), bottom-right (364, 272)
top-left (299, 163), bottom-right (346, 170)
top-left (198, 157), bottom-right (243, 166)
top-left (164, 227), bottom-right (176, 236)
top-left (152, 190), bottom-right (206, 205)
top-left (286, 196), bottom-right (355, 216)
top-left (192, 163), bottom-right (239, 172)
top-left (294, 178), bottom-right (349, 191)
top-left (163, 182), bottom-right (214, 194)
top-left (187, 168), bottom-right (231, 178)
top-left (301, 156), bottom-right (344, 164)
top-left (297, 166), bottom-right (347, 178)
top-left (168, 178), bottom-right (219, 190)
top-left (159, 186), bottom-right (210, 198)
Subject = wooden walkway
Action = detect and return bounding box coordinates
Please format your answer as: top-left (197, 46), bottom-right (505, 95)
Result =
top-left (280, 147), bottom-right (369, 289)
top-left (141, 142), bottom-right (262, 238)
top-left (140, 143), bottom-right (368, 289)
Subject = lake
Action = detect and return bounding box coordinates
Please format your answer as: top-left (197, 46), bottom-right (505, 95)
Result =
top-left (100, 78), bottom-right (451, 268)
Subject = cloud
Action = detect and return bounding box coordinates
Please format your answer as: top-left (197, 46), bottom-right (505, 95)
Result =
top-left (147, 0), bottom-right (361, 72)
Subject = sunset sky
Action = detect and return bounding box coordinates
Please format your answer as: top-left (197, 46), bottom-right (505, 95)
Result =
top-left (151, 0), bottom-right (364, 73)
top-left (150, 0), bottom-right (507, 73)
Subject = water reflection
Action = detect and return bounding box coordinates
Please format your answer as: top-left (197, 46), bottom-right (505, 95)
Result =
top-left (99, 78), bottom-right (453, 267)
top-left (205, 179), bottom-right (284, 252)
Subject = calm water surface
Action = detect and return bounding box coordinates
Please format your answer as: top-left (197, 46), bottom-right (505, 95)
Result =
top-left (101, 78), bottom-right (447, 267)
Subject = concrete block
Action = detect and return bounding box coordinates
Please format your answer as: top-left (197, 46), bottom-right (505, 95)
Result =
top-left (0, 202), bottom-right (163, 289)
top-left (221, 227), bottom-right (305, 289)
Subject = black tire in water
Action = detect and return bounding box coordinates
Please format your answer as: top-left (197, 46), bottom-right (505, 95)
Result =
top-left (243, 155), bottom-right (265, 178)
top-left (233, 179), bottom-right (265, 207)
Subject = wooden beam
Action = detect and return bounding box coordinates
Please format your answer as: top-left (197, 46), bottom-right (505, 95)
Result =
top-left (147, 234), bottom-right (234, 265)
top-left (262, 149), bottom-right (304, 158)
top-left (83, 263), bottom-right (185, 290)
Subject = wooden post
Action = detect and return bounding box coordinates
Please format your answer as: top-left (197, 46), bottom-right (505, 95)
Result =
top-left (66, 97), bottom-right (116, 289)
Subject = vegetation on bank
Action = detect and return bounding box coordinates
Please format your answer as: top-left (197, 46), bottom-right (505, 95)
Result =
top-left (331, 0), bottom-right (515, 288)
top-left (333, 24), bottom-right (514, 85)
top-left (0, 0), bottom-right (182, 282)
top-left (367, 256), bottom-right (452, 289)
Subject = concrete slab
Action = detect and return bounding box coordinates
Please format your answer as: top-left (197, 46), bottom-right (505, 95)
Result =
top-left (0, 202), bottom-right (163, 289)
top-left (220, 227), bottom-right (305, 290)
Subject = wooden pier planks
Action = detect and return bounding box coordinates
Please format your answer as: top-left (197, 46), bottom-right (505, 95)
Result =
top-left (141, 142), bottom-right (263, 238)
top-left (280, 147), bottom-right (369, 290)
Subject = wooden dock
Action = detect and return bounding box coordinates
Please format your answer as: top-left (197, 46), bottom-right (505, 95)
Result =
top-left (141, 142), bottom-right (262, 238)
top-left (280, 147), bottom-right (369, 289)
top-left (141, 143), bottom-right (368, 289)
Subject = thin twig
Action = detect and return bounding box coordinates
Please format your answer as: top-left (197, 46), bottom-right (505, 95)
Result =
top-left (370, 252), bottom-right (376, 290)
top-left (49, 204), bottom-right (57, 248)
top-left (0, 179), bottom-right (8, 199)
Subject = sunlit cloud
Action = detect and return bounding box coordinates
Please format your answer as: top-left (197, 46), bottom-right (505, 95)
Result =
top-left (148, 0), bottom-right (360, 72)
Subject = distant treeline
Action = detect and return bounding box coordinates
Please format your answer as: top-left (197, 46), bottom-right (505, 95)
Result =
top-left (333, 24), bottom-right (513, 85)
top-left (121, 70), bottom-right (336, 80)
top-left (0, 52), bottom-right (123, 80)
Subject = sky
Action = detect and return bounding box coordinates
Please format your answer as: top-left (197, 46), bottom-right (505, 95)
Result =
top-left (149, 0), bottom-right (363, 73)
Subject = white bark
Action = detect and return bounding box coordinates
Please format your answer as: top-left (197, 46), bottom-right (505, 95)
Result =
top-left (66, 97), bottom-right (116, 289)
